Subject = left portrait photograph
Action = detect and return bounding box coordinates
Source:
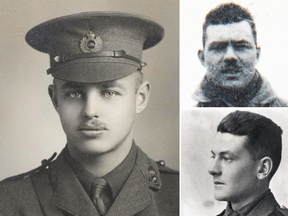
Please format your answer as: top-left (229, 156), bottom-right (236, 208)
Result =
top-left (0, 1), bottom-right (179, 215)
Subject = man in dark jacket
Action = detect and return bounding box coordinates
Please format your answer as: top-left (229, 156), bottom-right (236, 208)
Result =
top-left (193, 3), bottom-right (288, 107)
top-left (209, 111), bottom-right (288, 216)
top-left (0, 12), bottom-right (179, 216)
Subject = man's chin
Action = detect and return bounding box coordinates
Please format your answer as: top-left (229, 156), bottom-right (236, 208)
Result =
top-left (214, 193), bottom-right (228, 201)
top-left (69, 140), bottom-right (114, 156)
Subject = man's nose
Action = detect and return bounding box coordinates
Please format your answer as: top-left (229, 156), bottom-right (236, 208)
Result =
top-left (208, 159), bottom-right (221, 176)
top-left (224, 46), bottom-right (238, 64)
top-left (82, 91), bottom-right (101, 118)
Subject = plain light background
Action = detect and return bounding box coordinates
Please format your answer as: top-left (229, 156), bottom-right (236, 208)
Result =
top-left (181, 108), bottom-right (288, 215)
top-left (0, 0), bottom-right (179, 180)
top-left (181, 0), bottom-right (288, 107)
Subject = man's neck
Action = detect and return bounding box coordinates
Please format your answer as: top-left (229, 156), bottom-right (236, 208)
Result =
top-left (231, 187), bottom-right (270, 212)
top-left (67, 137), bottom-right (133, 177)
top-left (201, 71), bottom-right (262, 106)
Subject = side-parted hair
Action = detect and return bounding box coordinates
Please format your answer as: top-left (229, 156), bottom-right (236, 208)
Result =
top-left (203, 3), bottom-right (257, 47)
top-left (217, 111), bottom-right (282, 180)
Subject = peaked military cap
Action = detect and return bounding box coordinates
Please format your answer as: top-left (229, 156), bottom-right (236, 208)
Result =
top-left (25, 12), bottom-right (164, 83)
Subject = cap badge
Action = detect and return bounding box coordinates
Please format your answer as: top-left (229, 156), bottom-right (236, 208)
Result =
top-left (80, 31), bottom-right (103, 53)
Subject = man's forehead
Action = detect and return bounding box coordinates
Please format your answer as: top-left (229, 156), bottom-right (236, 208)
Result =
top-left (212, 132), bottom-right (248, 154)
top-left (205, 21), bottom-right (255, 46)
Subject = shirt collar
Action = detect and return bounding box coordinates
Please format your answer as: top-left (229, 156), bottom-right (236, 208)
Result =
top-left (224, 189), bottom-right (271, 216)
top-left (104, 142), bottom-right (137, 198)
top-left (64, 142), bottom-right (137, 199)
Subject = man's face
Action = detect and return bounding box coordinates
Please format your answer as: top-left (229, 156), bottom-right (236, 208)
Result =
top-left (199, 21), bottom-right (260, 89)
top-left (49, 74), bottom-right (149, 156)
top-left (208, 132), bottom-right (260, 203)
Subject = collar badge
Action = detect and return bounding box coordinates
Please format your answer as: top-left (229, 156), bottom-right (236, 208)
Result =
top-left (80, 31), bottom-right (103, 53)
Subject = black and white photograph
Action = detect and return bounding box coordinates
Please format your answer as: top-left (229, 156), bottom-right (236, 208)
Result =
top-left (181, 108), bottom-right (288, 215)
top-left (0, 1), bottom-right (179, 215)
top-left (181, 0), bottom-right (288, 107)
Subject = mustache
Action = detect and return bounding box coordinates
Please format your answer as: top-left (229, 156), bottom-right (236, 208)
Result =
top-left (221, 66), bottom-right (242, 73)
top-left (78, 120), bottom-right (107, 131)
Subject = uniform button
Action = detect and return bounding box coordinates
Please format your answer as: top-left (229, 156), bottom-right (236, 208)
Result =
top-left (157, 160), bottom-right (165, 167)
top-left (149, 175), bottom-right (158, 183)
top-left (41, 159), bottom-right (48, 165)
top-left (148, 166), bottom-right (156, 174)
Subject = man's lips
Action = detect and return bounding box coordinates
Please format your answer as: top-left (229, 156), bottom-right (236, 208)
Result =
top-left (221, 67), bottom-right (242, 74)
top-left (78, 126), bottom-right (107, 131)
top-left (214, 181), bottom-right (225, 185)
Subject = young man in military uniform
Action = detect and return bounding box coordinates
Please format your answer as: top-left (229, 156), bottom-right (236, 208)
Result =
top-left (0, 12), bottom-right (179, 216)
top-left (193, 3), bottom-right (288, 107)
top-left (209, 110), bottom-right (288, 216)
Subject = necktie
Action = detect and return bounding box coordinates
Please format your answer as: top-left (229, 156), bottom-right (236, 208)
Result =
top-left (91, 178), bottom-right (109, 215)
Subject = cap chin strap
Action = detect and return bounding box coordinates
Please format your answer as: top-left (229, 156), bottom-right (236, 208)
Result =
top-left (47, 50), bottom-right (147, 75)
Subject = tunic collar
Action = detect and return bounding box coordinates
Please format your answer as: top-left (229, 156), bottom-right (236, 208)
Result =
top-left (192, 71), bottom-right (278, 107)
top-left (223, 189), bottom-right (271, 216)
top-left (64, 142), bottom-right (137, 200)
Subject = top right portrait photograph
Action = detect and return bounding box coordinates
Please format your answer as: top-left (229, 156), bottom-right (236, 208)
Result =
top-left (181, 0), bottom-right (288, 107)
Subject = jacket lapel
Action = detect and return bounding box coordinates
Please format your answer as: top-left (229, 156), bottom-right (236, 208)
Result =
top-left (49, 152), bottom-right (100, 216)
top-left (106, 146), bottom-right (161, 216)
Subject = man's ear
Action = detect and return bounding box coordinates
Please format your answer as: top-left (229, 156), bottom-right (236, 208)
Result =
top-left (48, 85), bottom-right (58, 111)
top-left (136, 81), bottom-right (150, 114)
top-left (198, 50), bottom-right (206, 67)
top-left (256, 47), bottom-right (261, 64)
top-left (257, 156), bottom-right (273, 180)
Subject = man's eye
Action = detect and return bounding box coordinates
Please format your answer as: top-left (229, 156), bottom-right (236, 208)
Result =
top-left (209, 43), bottom-right (227, 52)
top-left (69, 92), bottom-right (82, 99)
top-left (222, 157), bottom-right (232, 162)
top-left (233, 44), bottom-right (251, 51)
top-left (103, 91), bottom-right (117, 98)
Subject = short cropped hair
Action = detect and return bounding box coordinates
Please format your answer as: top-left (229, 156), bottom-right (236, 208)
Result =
top-left (203, 3), bottom-right (257, 47)
top-left (217, 111), bottom-right (282, 180)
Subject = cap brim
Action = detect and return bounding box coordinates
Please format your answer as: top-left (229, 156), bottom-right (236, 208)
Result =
top-left (50, 59), bottom-right (139, 83)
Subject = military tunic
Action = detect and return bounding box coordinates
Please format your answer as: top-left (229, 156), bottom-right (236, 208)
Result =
top-left (192, 72), bottom-right (288, 107)
top-left (0, 145), bottom-right (179, 216)
top-left (217, 190), bottom-right (288, 216)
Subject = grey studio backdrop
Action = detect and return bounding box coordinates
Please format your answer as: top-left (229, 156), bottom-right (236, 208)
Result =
top-left (0, 0), bottom-right (179, 180)
top-left (181, 108), bottom-right (288, 215)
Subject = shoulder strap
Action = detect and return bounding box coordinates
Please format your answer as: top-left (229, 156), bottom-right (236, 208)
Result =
top-left (31, 169), bottom-right (64, 216)
top-left (276, 206), bottom-right (288, 216)
top-left (0, 153), bottom-right (57, 184)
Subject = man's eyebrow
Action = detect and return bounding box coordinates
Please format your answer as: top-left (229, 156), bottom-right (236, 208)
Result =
top-left (100, 81), bottom-right (126, 90)
top-left (208, 41), bottom-right (228, 49)
top-left (231, 40), bottom-right (252, 45)
top-left (59, 80), bottom-right (127, 91)
top-left (60, 82), bottom-right (84, 90)
top-left (211, 150), bottom-right (237, 156)
top-left (209, 41), bottom-right (228, 45)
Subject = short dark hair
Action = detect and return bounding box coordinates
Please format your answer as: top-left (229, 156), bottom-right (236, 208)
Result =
top-left (203, 3), bottom-right (257, 47)
top-left (217, 111), bottom-right (282, 180)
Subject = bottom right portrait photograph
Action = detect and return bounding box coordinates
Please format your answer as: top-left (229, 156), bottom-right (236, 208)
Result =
top-left (181, 108), bottom-right (288, 215)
